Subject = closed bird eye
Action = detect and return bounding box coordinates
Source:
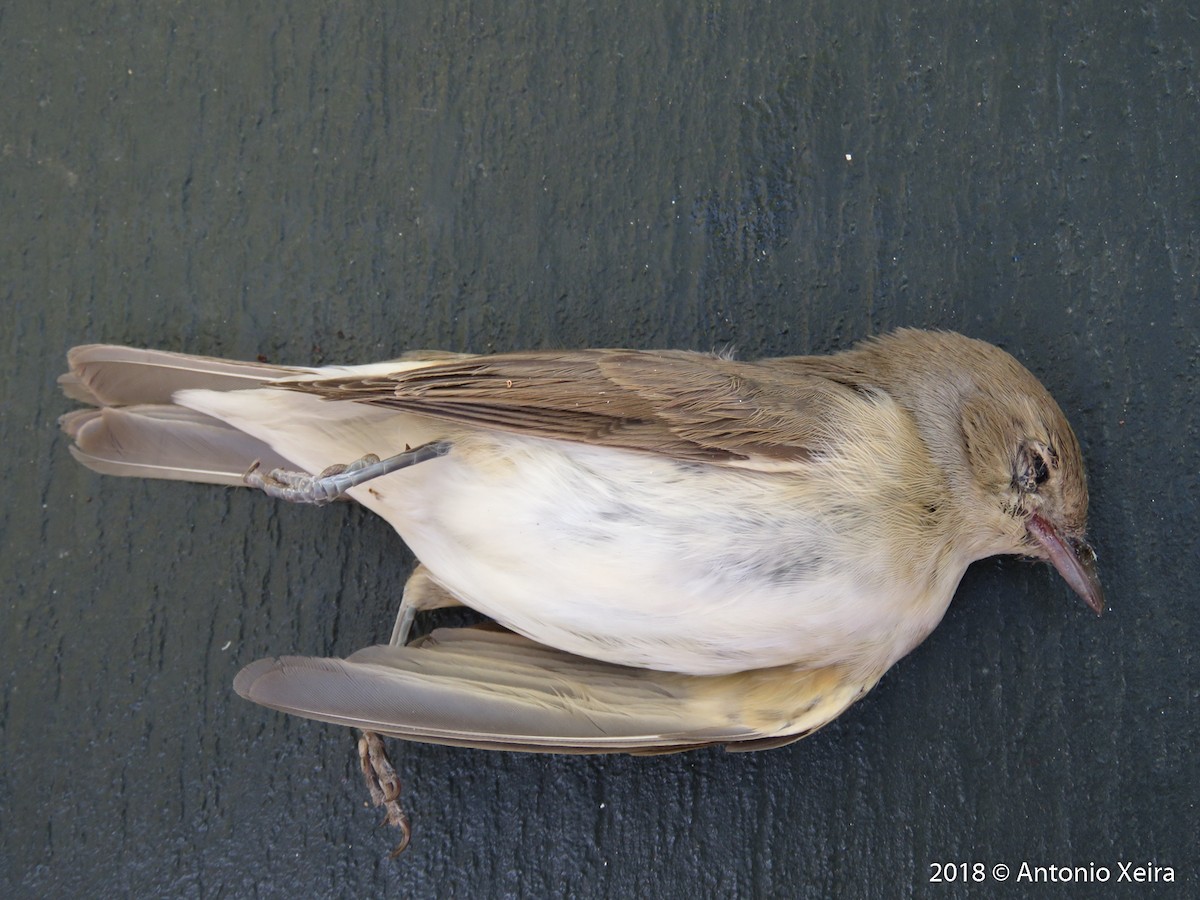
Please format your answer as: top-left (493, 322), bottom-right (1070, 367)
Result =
top-left (1016, 442), bottom-right (1052, 493)
top-left (1032, 453), bottom-right (1050, 486)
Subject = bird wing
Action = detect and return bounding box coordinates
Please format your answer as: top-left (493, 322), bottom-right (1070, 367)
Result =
top-left (233, 627), bottom-right (876, 753)
top-left (276, 349), bottom-right (866, 465)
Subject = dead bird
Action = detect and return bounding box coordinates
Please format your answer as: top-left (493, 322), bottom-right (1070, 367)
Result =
top-left (59, 329), bottom-right (1102, 846)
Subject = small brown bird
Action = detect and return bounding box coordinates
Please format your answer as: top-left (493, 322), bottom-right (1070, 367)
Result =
top-left (59, 329), bottom-right (1102, 763)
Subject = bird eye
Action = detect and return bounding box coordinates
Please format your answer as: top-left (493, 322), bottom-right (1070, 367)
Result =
top-left (1032, 453), bottom-right (1050, 486)
top-left (1015, 442), bottom-right (1052, 493)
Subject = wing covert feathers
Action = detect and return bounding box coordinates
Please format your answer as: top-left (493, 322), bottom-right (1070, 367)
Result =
top-left (279, 349), bottom-right (866, 465)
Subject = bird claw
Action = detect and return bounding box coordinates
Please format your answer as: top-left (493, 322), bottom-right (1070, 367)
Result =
top-left (242, 457), bottom-right (367, 505)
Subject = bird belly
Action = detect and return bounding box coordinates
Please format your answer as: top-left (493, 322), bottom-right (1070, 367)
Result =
top-left (372, 434), bottom-right (949, 676)
top-left (175, 387), bottom-right (955, 676)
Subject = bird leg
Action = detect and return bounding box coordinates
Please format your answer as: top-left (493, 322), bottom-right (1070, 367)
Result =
top-left (243, 440), bottom-right (451, 505)
top-left (390, 565), bottom-right (466, 646)
top-left (244, 443), bottom-right (453, 855)
top-left (353, 565), bottom-right (472, 854)
top-left (358, 731), bottom-right (411, 857)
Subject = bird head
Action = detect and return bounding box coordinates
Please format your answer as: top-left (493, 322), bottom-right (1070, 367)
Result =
top-left (955, 349), bottom-right (1104, 615)
top-left (859, 330), bottom-right (1104, 615)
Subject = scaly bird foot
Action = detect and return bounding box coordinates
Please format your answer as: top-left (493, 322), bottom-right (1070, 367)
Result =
top-left (243, 441), bottom-right (452, 506)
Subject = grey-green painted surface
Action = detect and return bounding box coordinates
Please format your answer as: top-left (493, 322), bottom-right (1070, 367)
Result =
top-left (3, 1), bottom-right (1196, 896)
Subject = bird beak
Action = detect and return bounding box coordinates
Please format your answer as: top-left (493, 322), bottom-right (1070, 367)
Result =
top-left (1026, 513), bottom-right (1105, 615)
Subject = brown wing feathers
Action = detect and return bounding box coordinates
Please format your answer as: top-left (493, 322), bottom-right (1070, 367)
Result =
top-left (277, 350), bottom-right (855, 463)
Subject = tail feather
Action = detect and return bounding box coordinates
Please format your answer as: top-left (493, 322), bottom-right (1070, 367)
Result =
top-left (61, 405), bottom-right (300, 485)
top-left (61, 344), bottom-right (309, 407)
top-left (59, 344), bottom-right (445, 488)
top-left (59, 345), bottom-right (322, 485)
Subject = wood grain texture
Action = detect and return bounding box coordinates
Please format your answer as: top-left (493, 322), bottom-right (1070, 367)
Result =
top-left (3, 0), bottom-right (1197, 896)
